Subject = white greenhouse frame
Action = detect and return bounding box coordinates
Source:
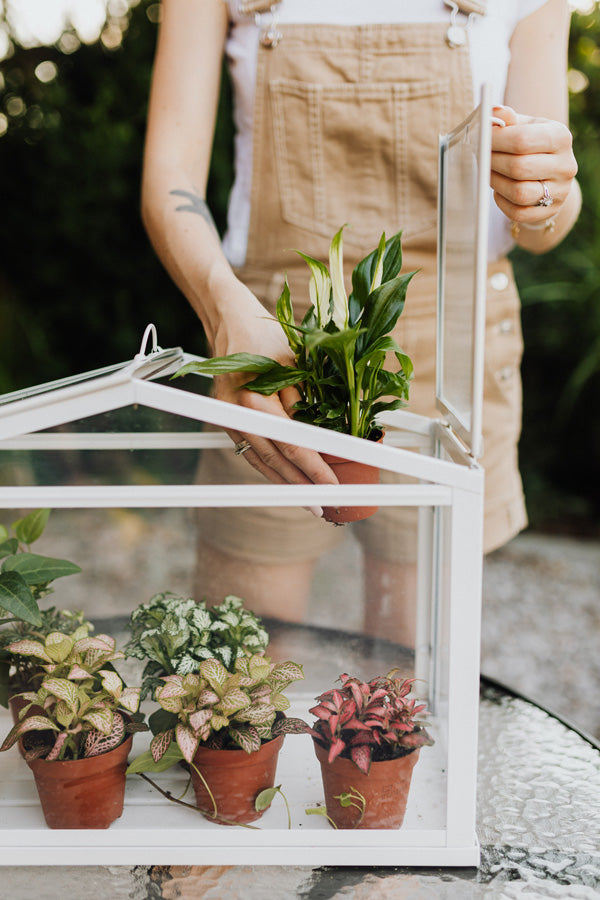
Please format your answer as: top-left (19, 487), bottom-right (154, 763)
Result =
top-left (0, 89), bottom-right (492, 867)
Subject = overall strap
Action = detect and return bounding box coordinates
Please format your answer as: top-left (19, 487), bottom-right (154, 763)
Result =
top-left (238, 0), bottom-right (281, 14)
top-left (454, 0), bottom-right (487, 14)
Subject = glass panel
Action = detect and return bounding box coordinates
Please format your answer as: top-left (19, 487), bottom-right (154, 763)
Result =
top-left (0, 499), bottom-right (447, 834)
top-left (437, 88), bottom-right (491, 457)
top-left (0, 389), bottom-right (458, 842)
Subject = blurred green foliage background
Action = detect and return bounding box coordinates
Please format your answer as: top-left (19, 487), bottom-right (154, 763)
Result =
top-left (0, 1), bottom-right (598, 534)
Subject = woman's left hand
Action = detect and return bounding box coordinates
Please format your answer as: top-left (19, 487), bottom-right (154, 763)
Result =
top-left (490, 104), bottom-right (578, 227)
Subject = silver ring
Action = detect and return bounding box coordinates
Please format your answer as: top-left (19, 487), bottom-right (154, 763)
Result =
top-left (234, 439), bottom-right (252, 456)
top-left (536, 181), bottom-right (554, 208)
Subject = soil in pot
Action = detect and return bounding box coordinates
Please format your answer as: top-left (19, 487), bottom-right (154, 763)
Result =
top-left (313, 740), bottom-right (420, 829)
top-left (320, 433), bottom-right (383, 524)
top-left (26, 734), bottom-right (133, 829)
top-left (191, 733), bottom-right (284, 825)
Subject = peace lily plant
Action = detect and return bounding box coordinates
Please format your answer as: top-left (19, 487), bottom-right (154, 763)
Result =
top-left (174, 226), bottom-right (415, 440)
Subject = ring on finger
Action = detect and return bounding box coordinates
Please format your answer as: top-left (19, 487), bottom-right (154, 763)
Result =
top-left (234, 439), bottom-right (252, 456)
top-left (535, 180), bottom-right (554, 208)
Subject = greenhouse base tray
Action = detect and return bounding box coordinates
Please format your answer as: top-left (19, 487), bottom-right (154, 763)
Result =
top-left (0, 700), bottom-right (479, 867)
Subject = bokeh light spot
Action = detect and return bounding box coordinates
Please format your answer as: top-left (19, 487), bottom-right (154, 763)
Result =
top-left (34, 60), bottom-right (58, 84)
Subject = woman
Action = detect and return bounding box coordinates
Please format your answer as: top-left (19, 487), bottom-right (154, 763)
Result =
top-left (141, 0), bottom-right (579, 638)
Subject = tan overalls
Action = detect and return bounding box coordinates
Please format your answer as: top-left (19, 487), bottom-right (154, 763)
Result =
top-left (197, 1), bottom-right (527, 563)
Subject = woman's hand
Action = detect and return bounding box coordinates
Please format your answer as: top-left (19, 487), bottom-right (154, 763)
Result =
top-left (490, 105), bottom-right (580, 250)
top-left (212, 282), bottom-right (337, 501)
top-left (491, 105), bottom-right (577, 224)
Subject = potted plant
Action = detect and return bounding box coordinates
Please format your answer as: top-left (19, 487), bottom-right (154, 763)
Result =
top-left (127, 653), bottom-right (306, 825)
top-left (173, 227), bottom-right (415, 523)
top-left (0, 630), bottom-right (145, 829)
top-left (124, 592), bottom-right (269, 704)
top-left (306, 670), bottom-right (434, 829)
top-left (0, 509), bottom-right (84, 710)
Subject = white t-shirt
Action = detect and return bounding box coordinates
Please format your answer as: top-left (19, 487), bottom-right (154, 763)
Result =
top-left (222, 0), bottom-right (550, 265)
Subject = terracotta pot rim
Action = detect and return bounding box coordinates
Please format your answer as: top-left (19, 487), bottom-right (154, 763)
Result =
top-left (312, 737), bottom-right (417, 769)
top-left (193, 733), bottom-right (284, 765)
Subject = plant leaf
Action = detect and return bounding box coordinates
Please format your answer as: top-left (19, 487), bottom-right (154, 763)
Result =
top-left (350, 744), bottom-right (372, 775)
top-left (156, 678), bottom-right (189, 700)
top-left (295, 251), bottom-right (332, 327)
top-left (270, 660), bottom-right (304, 685)
top-left (239, 702), bottom-right (275, 725)
top-left (119, 687), bottom-right (141, 714)
top-left (360, 271), bottom-right (416, 350)
top-left (243, 365), bottom-right (307, 395)
top-left (218, 687), bottom-right (252, 716)
top-left (200, 658), bottom-right (229, 691)
top-left (173, 354), bottom-right (279, 378)
top-left (369, 232), bottom-right (386, 293)
top-left (45, 632), bottom-right (74, 663)
top-left (127, 742), bottom-right (183, 774)
top-left (0, 573), bottom-right (41, 625)
top-left (327, 737), bottom-right (346, 764)
top-left (148, 707), bottom-right (179, 736)
top-left (99, 669), bottom-right (124, 699)
top-left (0, 715), bottom-right (58, 752)
top-left (276, 281), bottom-right (303, 352)
top-left (176, 722), bottom-right (199, 763)
top-left (12, 509), bottom-right (50, 545)
top-left (83, 708), bottom-right (113, 735)
top-left (2, 553), bottom-right (81, 587)
top-left (7, 639), bottom-right (51, 662)
top-left (329, 225), bottom-right (349, 329)
top-left (0, 538), bottom-right (18, 559)
top-left (150, 730), bottom-right (173, 763)
top-left (229, 725), bottom-right (261, 754)
top-left (45, 677), bottom-right (80, 709)
top-left (254, 785), bottom-right (279, 812)
top-left (273, 716), bottom-right (308, 736)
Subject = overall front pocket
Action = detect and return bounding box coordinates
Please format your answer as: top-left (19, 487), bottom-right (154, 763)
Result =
top-left (269, 77), bottom-right (449, 249)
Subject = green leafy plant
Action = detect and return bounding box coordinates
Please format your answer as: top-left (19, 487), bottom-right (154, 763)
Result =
top-left (128, 653), bottom-right (306, 772)
top-left (124, 592), bottom-right (269, 701)
top-left (0, 509), bottom-right (83, 707)
top-left (174, 227), bottom-right (415, 439)
top-left (0, 630), bottom-right (145, 761)
top-left (307, 670), bottom-right (434, 775)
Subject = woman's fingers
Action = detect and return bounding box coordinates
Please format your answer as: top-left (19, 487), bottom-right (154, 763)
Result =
top-left (239, 390), bottom-right (338, 483)
top-left (490, 107), bottom-right (577, 224)
top-left (490, 172), bottom-right (565, 223)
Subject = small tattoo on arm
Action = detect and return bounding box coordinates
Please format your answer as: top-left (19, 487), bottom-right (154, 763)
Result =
top-left (169, 190), bottom-right (219, 237)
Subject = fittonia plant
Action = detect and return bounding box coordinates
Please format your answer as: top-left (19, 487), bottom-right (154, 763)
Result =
top-left (124, 593), bottom-right (269, 700)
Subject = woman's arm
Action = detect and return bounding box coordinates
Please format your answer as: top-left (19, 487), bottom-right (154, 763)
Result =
top-left (142, 0), bottom-right (336, 494)
top-left (491, 0), bottom-right (580, 253)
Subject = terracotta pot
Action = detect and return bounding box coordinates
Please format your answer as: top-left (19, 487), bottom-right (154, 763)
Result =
top-left (321, 434), bottom-right (383, 524)
top-left (27, 734), bottom-right (133, 829)
top-left (313, 740), bottom-right (420, 829)
top-left (191, 734), bottom-right (284, 825)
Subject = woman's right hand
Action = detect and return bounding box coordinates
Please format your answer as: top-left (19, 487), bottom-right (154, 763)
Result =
top-left (211, 282), bottom-right (338, 496)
